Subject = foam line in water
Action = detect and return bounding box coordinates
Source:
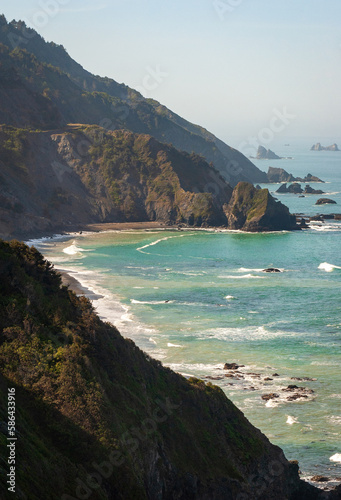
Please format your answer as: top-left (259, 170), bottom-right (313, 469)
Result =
top-left (136, 234), bottom-right (187, 254)
top-left (131, 299), bottom-right (174, 305)
top-left (219, 274), bottom-right (265, 279)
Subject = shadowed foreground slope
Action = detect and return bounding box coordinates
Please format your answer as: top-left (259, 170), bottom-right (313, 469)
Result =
top-left (0, 241), bottom-right (332, 499)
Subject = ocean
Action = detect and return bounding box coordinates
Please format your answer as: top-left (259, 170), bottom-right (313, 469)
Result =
top-left (29, 142), bottom-right (341, 485)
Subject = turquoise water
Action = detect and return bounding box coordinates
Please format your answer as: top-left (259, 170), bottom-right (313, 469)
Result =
top-left (30, 145), bottom-right (341, 483)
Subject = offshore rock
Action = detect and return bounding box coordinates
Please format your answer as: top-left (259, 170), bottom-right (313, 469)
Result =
top-left (256, 146), bottom-right (282, 160)
top-left (316, 198), bottom-right (337, 205)
top-left (311, 143), bottom-right (339, 151)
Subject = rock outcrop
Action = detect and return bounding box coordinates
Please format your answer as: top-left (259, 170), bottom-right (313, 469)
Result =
top-left (224, 182), bottom-right (298, 231)
top-left (267, 167), bottom-right (296, 182)
top-left (276, 183), bottom-right (303, 194)
top-left (256, 146), bottom-right (282, 160)
top-left (276, 184), bottom-right (324, 195)
top-left (311, 143), bottom-right (339, 151)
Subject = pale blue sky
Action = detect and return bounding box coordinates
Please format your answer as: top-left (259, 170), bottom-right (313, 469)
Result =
top-left (2, 0), bottom-right (341, 147)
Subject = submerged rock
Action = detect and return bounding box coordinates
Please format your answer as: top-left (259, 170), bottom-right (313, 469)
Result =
top-left (223, 362), bottom-right (244, 370)
top-left (262, 268), bottom-right (281, 273)
top-left (261, 393), bottom-right (280, 401)
top-left (311, 475), bottom-right (330, 482)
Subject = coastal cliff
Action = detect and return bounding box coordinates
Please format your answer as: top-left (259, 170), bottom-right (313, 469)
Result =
top-left (0, 125), bottom-right (231, 239)
top-left (0, 240), bottom-right (330, 499)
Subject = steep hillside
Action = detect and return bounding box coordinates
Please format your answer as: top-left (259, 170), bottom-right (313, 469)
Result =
top-left (0, 240), bottom-right (328, 499)
top-left (0, 125), bottom-right (231, 239)
top-left (0, 15), bottom-right (267, 185)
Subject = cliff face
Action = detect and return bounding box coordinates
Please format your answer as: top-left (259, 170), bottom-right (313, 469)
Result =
top-left (0, 15), bottom-right (267, 186)
top-left (0, 240), bottom-right (325, 499)
top-left (224, 182), bottom-right (298, 231)
top-left (0, 125), bottom-right (231, 239)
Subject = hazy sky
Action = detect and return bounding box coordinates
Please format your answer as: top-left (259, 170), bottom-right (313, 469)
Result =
top-left (2, 1), bottom-right (341, 148)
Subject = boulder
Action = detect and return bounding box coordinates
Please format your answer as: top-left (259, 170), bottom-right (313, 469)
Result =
top-left (261, 393), bottom-right (280, 401)
top-left (311, 476), bottom-right (330, 483)
top-left (223, 362), bottom-right (244, 370)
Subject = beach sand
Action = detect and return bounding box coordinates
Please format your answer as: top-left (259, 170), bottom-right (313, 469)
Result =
top-left (82, 221), bottom-right (168, 232)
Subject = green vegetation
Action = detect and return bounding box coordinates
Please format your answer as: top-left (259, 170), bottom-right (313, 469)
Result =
top-left (0, 126), bottom-right (29, 174)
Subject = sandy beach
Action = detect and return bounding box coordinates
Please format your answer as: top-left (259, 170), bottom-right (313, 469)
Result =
top-left (82, 221), bottom-right (169, 232)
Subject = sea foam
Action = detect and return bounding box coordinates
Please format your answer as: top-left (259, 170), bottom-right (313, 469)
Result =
top-left (318, 262), bottom-right (341, 272)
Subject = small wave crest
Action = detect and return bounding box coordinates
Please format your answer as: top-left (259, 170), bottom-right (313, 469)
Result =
top-left (131, 299), bottom-right (174, 305)
top-left (318, 262), bottom-right (341, 272)
top-left (330, 453), bottom-right (341, 463)
top-left (286, 415), bottom-right (299, 425)
top-left (63, 240), bottom-right (92, 255)
top-left (219, 274), bottom-right (265, 279)
top-left (136, 234), bottom-right (187, 254)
